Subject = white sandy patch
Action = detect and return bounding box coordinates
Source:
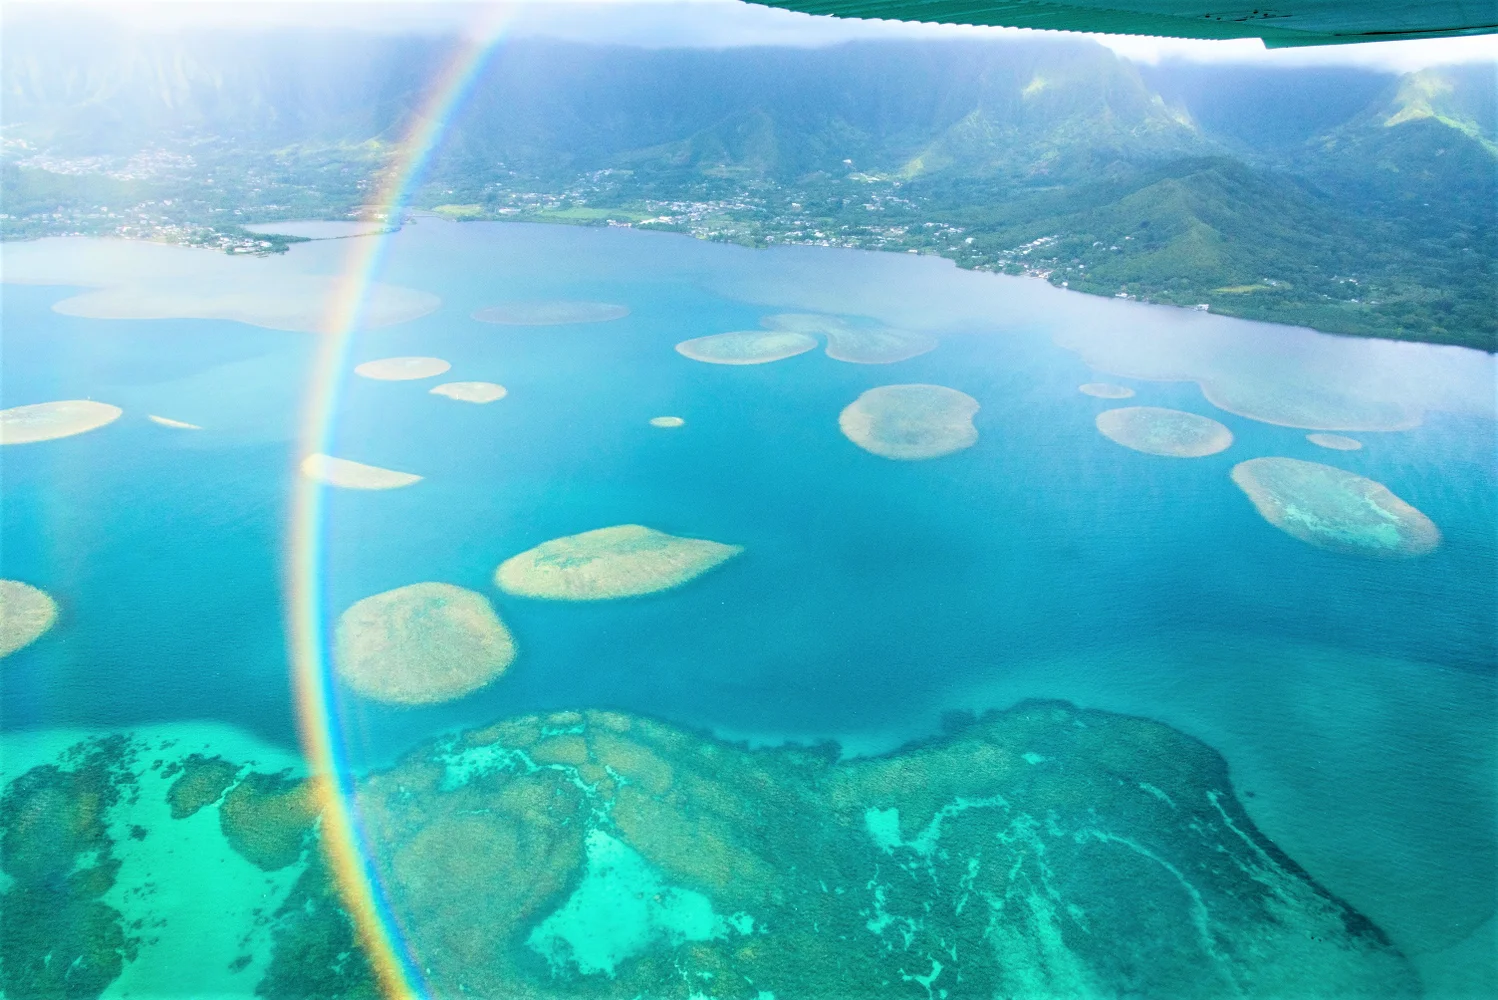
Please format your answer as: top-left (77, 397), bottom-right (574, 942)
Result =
top-left (1, 400), bottom-right (123, 444)
top-left (300, 453), bottom-right (422, 490)
top-left (430, 381), bottom-right (507, 403)
top-left (147, 415), bottom-right (203, 430)
top-left (1079, 383), bottom-right (1135, 399)
top-left (354, 357), bottom-right (451, 381)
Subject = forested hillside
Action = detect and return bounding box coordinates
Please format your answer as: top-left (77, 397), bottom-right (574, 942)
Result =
top-left (3, 22), bottom-right (1493, 349)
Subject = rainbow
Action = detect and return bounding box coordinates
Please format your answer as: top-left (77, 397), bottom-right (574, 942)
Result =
top-left (284, 10), bottom-right (514, 997)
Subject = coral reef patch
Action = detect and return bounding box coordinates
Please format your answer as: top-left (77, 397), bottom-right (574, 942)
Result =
top-left (839, 384), bottom-right (979, 460)
top-left (2, 729), bottom-right (313, 999)
top-left (0, 580), bottom-right (59, 658)
top-left (335, 582), bottom-right (518, 705)
top-left (165, 754), bottom-right (241, 819)
top-left (675, 331), bottom-right (817, 365)
top-left (0, 737), bottom-right (139, 1000)
top-left (284, 702), bottom-right (1416, 998)
top-left (1, 703), bottom-right (1424, 999)
top-left (496, 525), bottom-right (742, 600)
top-left (255, 850), bottom-right (379, 999)
top-left (218, 771), bottom-right (320, 871)
top-left (1096, 406), bottom-right (1234, 458)
top-left (1231, 458), bottom-right (1440, 557)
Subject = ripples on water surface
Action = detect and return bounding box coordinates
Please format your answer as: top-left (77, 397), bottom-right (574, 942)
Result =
top-left (1, 219), bottom-right (1493, 998)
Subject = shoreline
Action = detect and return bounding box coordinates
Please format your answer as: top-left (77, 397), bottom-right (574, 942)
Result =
top-left (6, 217), bottom-right (1492, 355)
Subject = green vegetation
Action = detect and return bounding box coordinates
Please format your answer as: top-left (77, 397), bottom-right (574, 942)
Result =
top-left (430, 203), bottom-right (486, 219)
top-left (531, 205), bottom-right (650, 224)
top-left (1, 162), bottom-right (312, 255)
top-left (2, 35), bottom-right (1491, 349)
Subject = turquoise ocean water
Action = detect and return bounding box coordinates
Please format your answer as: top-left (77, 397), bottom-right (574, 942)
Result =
top-left (2, 219), bottom-right (1494, 993)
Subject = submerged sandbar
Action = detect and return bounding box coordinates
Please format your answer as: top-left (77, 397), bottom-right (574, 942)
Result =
top-left (335, 582), bottom-right (517, 705)
top-left (53, 275), bottom-right (439, 334)
top-left (1096, 406), bottom-right (1233, 458)
top-left (431, 382), bottom-right (508, 404)
top-left (148, 415), bottom-right (202, 430)
top-left (0, 580), bottom-right (59, 658)
top-left (675, 331), bottom-right (817, 365)
top-left (824, 327), bottom-right (936, 365)
top-left (762, 313), bottom-right (842, 335)
top-left (762, 313), bottom-right (936, 364)
top-left (473, 301), bottom-right (629, 325)
top-left (354, 357), bottom-right (451, 381)
top-left (496, 525), bottom-right (742, 600)
top-left (839, 384), bottom-right (979, 460)
top-left (1079, 383), bottom-right (1135, 399)
top-left (0, 400), bottom-right (122, 445)
top-left (1307, 433), bottom-right (1363, 451)
top-left (301, 454), bottom-right (422, 490)
top-left (1231, 457), bottom-right (1440, 557)
top-left (649, 416), bottom-right (685, 428)
top-left (1052, 321), bottom-right (1433, 432)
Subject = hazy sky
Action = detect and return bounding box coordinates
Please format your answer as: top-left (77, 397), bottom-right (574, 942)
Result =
top-left (7, 0), bottom-right (1497, 70)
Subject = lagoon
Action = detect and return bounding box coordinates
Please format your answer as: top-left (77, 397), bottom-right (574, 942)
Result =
top-left (1, 218), bottom-right (1494, 997)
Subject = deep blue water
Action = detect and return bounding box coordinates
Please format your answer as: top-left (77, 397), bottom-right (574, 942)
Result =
top-left (2, 220), bottom-right (1495, 979)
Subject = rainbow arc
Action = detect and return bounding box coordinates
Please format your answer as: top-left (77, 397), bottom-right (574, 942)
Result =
top-left (284, 11), bottom-right (514, 996)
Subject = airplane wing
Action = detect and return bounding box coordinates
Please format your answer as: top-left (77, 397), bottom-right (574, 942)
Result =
top-left (745, 0), bottom-right (1497, 46)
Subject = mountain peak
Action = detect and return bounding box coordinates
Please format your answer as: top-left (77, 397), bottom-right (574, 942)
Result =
top-left (1380, 65), bottom-right (1496, 151)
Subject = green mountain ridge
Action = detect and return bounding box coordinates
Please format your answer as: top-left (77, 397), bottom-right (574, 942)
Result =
top-left (1380, 66), bottom-right (1497, 146)
top-left (1303, 64), bottom-right (1498, 222)
top-left (2, 31), bottom-right (1492, 349)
